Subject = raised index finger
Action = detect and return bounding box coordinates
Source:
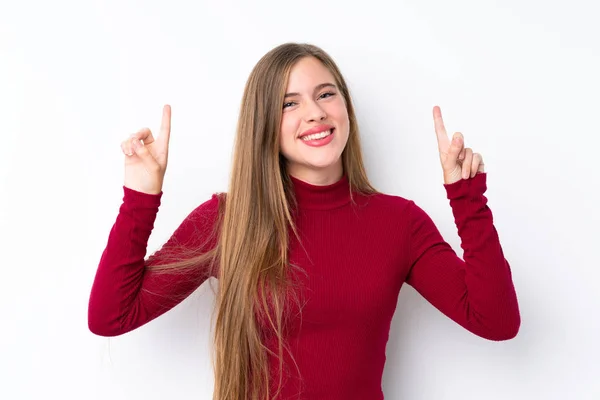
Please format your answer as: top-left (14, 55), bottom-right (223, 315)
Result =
top-left (160, 104), bottom-right (171, 144)
top-left (433, 105), bottom-right (449, 150)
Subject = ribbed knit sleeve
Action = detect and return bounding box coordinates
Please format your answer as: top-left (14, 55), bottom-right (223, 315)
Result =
top-left (87, 187), bottom-right (220, 337)
top-left (405, 173), bottom-right (520, 341)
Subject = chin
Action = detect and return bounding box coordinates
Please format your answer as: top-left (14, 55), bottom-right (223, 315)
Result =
top-left (313, 162), bottom-right (340, 170)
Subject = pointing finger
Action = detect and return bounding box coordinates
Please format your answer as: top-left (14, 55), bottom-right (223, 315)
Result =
top-left (433, 106), bottom-right (449, 151)
top-left (159, 104), bottom-right (171, 146)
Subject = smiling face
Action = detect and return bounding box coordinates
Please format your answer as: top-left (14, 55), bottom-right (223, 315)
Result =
top-left (279, 56), bottom-right (350, 185)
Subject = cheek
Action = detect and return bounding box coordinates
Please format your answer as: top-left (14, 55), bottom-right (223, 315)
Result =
top-left (328, 98), bottom-right (349, 122)
top-left (280, 114), bottom-right (298, 141)
top-left (279, 114), bottom-right (298, 155)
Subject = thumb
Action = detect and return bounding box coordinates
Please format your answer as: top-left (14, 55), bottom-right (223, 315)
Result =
top-left (445, 132), bottom-right (464, 167)
top-left (132, 139), bottom-right (160, 172)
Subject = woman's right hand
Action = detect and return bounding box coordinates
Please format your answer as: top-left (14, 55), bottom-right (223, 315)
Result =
top-left (121, 105), bottom-right (171, 195)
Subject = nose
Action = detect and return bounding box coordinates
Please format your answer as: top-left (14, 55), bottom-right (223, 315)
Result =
top-left (303, 99), bottom-right (327, 122)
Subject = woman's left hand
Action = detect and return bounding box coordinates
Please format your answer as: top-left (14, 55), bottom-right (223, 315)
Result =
top-left (433, 106), bottom-right (485, 185)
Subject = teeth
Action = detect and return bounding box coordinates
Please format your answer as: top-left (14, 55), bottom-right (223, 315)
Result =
top-left (301, 130), bottom-right (331, 141)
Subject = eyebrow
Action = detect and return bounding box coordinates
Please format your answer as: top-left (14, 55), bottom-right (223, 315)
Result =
top-left (284, 83), bottom-right (337, 98)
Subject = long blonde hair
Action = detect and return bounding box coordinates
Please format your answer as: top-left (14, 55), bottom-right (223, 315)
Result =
top-left (150, 43), bottom-right (376, 399)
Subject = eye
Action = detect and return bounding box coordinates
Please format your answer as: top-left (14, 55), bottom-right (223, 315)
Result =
top-left (319, 91), bottom-right (336, 99)
top-left (283, 101), bottom-right (296, 109)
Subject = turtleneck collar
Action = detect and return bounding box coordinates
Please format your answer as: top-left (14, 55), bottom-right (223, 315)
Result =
top-left (289, 174), bottom-right (352, 211)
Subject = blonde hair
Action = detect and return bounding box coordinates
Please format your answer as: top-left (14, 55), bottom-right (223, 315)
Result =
top-left (149, 43), bottom-right (376, 399)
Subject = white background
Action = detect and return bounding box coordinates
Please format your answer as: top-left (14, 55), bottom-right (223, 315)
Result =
top-left (1, 0), bottom-right (599, 399)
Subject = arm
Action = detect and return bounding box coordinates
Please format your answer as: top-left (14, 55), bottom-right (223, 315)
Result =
top-left (87, 187), bottom-right (221, 337)
top-left (405, 173), bottom-right (520, 341)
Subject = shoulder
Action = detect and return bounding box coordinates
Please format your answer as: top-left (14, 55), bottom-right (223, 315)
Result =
top-left (355, 192), bottom-right (436, 234)
top-left (356, 191), bottom-right (416, 215)
top-left (185, 192), bottom-right (225, 224)
top-left (168, 193), bottom-right (225, 247)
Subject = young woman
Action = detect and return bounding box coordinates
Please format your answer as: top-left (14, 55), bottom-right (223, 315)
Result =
top-left (88, 43), bottom-right (520, 400)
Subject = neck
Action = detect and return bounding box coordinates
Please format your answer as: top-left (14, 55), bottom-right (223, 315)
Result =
top-left (289, 173), bottom-right (351, 211)
top-left (286, 163), bottom-right (343, 186)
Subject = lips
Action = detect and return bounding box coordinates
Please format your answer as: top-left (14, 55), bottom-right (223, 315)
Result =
top-left (298, 124), bottom-right (335, 139)
top-left (299, 129), bottom-right (335, 147)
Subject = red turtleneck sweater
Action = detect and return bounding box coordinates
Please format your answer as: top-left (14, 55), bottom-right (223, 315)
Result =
top-left (88, 173), bottom-right (520, 399)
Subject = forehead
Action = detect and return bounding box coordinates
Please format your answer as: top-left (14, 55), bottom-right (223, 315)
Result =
top-left (286, 57), bottom-right (336, 90)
